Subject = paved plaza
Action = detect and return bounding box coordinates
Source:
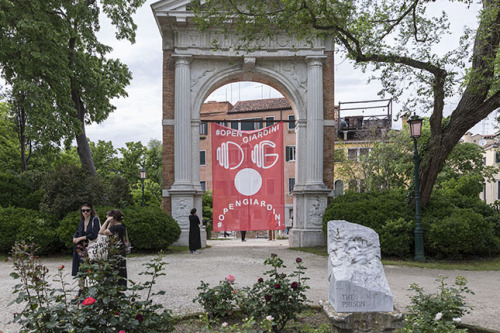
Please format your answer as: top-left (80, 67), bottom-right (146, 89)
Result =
top-left (1, 239), bottom-right (499, 332)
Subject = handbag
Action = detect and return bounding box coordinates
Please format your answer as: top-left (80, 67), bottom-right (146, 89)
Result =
top-left (124, 228), bottom-right (132, 255)
top-left (87, 218), bottom-right (109, 261)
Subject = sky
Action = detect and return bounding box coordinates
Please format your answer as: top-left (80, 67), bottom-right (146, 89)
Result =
top-left (50, 1), bottom-right (499, 148)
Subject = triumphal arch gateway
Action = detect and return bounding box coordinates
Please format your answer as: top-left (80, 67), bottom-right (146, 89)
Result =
top-left (152, 0), bottom-right (336, 247)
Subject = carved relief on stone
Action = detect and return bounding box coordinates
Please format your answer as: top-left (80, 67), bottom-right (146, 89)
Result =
top-left (172, 198), bottom-right (191, 228)
top-left (190, 60), bottom-right (219, 92)
top-left (261, 59), bottom-right (307, 99)
top-left (174, 28), bottom-right (324, 51)
top-left (308, 196), bottom-right (326, 227)
top-left (327, 220), bottom-right (393, 312)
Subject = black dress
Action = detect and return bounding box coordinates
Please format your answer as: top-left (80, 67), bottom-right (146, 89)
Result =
top-left (189, 214), bottom-right (201, 252)
top-left (71, 216), bottom-right (100, 276)
top-left (108, 224), bottom-right (128, 288)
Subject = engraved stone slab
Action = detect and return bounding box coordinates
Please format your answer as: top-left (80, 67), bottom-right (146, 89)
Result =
top-left (327, 220), bottom-right (393, 312)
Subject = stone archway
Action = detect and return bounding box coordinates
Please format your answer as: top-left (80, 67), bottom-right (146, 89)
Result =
top-left (153, 0), bottom-right (336, 247)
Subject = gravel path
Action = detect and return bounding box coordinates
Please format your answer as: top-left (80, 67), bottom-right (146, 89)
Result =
top-left (1, 239), bottom-right (499, 332)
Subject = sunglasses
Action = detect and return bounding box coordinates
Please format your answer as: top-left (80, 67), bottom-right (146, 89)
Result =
top-left (81, 209), bottom-right (91, 213)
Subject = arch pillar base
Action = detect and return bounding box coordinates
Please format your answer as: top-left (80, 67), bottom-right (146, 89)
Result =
top-left (167, 189), bottom-right (207, 248)
top-left (289, 188), bottom-right (330, 247)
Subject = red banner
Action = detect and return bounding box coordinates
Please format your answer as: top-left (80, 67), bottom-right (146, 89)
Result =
top-left (211, 123), bottom-right (285, 232)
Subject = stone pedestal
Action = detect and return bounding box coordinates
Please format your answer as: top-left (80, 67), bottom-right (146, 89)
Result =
top-left (320, 300), bottom-right (404, 333)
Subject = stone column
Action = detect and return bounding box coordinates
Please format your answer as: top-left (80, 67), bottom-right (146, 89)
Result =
top-left (168, 55), bottom-right (206, 247)
top-left (305, 57), bottom-right (327, 190)
top-left (289, 56), bottom-right (330, 248)
top-left (172, 55), bottom-right (193, 190)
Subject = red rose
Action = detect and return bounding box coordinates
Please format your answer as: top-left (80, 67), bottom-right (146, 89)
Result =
top-left (291, 282), bottom-right (298, 289)
top-left (274, 283), bottom-right (281, 289)
top-left (265, 294), bottom-right (271, 301)
top-left (258, 278), bottom-right (264, 283)
top-left (59, 265), bottom-right (64, 270)
top-left (135, 314), bottom-right (144, 323)
top-left (82, 297), bottom-right (96, 306)
top-left (296, 257), bottom-right (302, 263)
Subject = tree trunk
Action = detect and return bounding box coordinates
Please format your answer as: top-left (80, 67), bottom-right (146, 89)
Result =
top-left (18, 105), bottom-right (28, 172)
top-left (71, 86), bottom-right (97, 176)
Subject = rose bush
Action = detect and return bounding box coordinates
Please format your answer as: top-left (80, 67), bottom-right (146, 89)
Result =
top-left (194, 254), bottom-right (310, 332)
top-left (9, 241), bottom-right (174, 332)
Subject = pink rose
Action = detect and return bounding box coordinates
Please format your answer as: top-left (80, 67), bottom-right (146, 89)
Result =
top-left (225, 274), bottom-right (235, 284)
top-left (82, 297), bottom-right (96, 306)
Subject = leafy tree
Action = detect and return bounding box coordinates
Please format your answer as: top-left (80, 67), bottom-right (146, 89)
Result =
top-left (144, 139), bottom-right (163, 186)
top-left (0, 102), bottom-right (19, 172)
top-left (118, 141), bottom-right (146, 184)
top-left (0, 0), bottom-right (146, 175)
top-left (193, 0), bottom-right (500, 206)
top-left (131, 178), bottom-right (162, 207)
top-left (90, 139), bottom-right (120, 177)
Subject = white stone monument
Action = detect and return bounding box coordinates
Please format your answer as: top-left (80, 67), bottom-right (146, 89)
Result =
top-left (327, 220), bottom-right (393, 313)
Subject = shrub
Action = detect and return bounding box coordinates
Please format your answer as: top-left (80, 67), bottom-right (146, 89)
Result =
top-left (427, 209), bottom-right (499, 258)
top-left (194, 275), bottom-right (237, 318)
top-left (122, 206), bottom-right (181, 251)
top-left (379, 218), bottom-right (413, 258)
top-left (9, 241), bottom-right (174, 332)
top-left (0, 207), bottom-right (59, 254)
top-left (323, 190), bottom-right (412, 234)
top-left (402, 275), bottom-right (473, 333)
top-left (40, 165), bottom-right (108, 219)
top-left (0, 171), bottom-right (44, 210)
top-left (236, 254), bottom-right (310, 332)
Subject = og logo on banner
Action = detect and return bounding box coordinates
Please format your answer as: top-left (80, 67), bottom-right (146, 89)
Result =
top-left (211, 123), bottom-right (285, 232)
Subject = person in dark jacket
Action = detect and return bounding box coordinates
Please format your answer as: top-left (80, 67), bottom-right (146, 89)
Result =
top-left (100, 209), bottom-right (128, 288)
top-left (189, 208), bottom-right (201, 254)
top-left (71, 203), bottom-right (100, 292)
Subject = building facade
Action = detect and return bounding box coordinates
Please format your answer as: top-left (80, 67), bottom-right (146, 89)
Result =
top-left (462, 132), bottom-right (500, 205)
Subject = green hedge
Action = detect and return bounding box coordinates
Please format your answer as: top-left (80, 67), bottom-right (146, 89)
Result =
top-left (123, 206), bottom-right (181, 251)
top-left (323, 189), bottom-right (500, 259)
top-left (0, 207), bottom-right (59, 255)
top-left (427, 209), bottom-right (499, 259)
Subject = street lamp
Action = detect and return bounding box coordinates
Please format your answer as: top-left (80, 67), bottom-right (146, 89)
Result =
top-left (408, 113), bottom-right (425, 262)
top-left (140, 168), bottom-right (146, 207)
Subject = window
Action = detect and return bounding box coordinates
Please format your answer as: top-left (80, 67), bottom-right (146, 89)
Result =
top-left (334, 180), bottom-right (344, 197)
top-left (288, 178), bottom-right (295, 193)
top-left (496, 151), bottom-right (500, 163)
top-left (230, 118), bottom-right (263, 130)
top-left (288, 115), bottom-right (296, 129)
top-left (217, 121), bottom-right (227, 127)
top-left (498, 181), bottom-right (500, 200)
top-left (348, 148), bottom-right (358, 161)
top-left (286, 146), bottom-right (296, 161)
top-left (199, 122), bottom-right (208, 135)
top-left (266, 116), bottom-right (274, 127)
top-left (200, 181), bottom-right (206, 192)
top-left (359, 148), bottom-right (370, 157)
top-left (200, 151), bottom-right (206, 166)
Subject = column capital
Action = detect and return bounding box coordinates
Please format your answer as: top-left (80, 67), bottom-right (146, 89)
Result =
top-left (305, 56), bottom-right (326, 67)
top-left (173, 54), bottom-right (192, 65)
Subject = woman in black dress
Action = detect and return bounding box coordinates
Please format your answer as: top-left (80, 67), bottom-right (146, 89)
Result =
top-left (189, 208), bottom-right (201, 254)
top-left (72, 203), bottom-right (100, 289)
top-left (100, 209), bottom-right (128, 288)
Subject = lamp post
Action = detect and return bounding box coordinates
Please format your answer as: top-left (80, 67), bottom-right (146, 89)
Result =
top-left (140, 168), bottom-right (146, 207)
top-left (408, 114), bottom-right (425, 262)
